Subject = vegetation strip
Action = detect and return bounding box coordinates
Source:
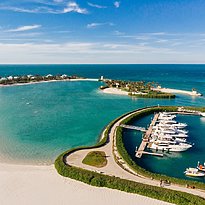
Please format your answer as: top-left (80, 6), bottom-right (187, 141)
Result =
top-left (55, 106), bottom-right (205, 205)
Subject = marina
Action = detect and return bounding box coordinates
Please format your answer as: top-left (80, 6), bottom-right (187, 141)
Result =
top-left (132, 111), bottom-right (201, 158)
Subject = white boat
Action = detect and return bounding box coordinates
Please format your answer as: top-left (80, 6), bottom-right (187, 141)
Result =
top-left (158, 115), bottom-right (176, 120)
top-left (156, 134), bottom-right (187, 143)
top-left (157, 122), bottom-right (187, 128)
top-left (153, 128), bottom-right (188, 137)
top-left (156, 126), bottom-right (188, 134)
top-left (200, 112), bottom-right (205, 117)
top-left (149, 140), bottom-right (192, 152)
top-left (184, 168), bottom-right (205, 177)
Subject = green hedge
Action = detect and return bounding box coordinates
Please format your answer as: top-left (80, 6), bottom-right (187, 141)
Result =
top-left (55, 106), bottom-right (205, 205)
top-left (116, 106), bottom-right (205, 190)
top-left (130, 93), bottom-right (176, 99)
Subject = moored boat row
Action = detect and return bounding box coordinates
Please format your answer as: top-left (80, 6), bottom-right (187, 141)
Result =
top-left (149, 112), bottom-right (192, 152)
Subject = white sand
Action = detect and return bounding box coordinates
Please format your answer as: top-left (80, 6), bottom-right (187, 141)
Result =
top-left (102, 87), bottom-right (129, 95)
top-left (0, 163), bottom-right (173, 205)
top-left (152, 88), bottom-right (202, 96)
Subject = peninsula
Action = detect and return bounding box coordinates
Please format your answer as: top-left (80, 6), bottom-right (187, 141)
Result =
top-left (100, 79), bottom-right (176, 98)
top-left (100, 78), bottom-right (202, 97)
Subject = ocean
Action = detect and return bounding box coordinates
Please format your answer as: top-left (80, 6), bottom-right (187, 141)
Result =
top-left (0, 64), bottom-right (204, 181)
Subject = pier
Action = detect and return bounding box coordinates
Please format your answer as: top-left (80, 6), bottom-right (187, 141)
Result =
top-left (120, 124), bottom-right (147, 132)
top-left (135, 113), bottom-right (159, 158)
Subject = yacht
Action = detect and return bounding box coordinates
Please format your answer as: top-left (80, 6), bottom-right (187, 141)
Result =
top-left (157, 122), bottom-right (187, 128)
top-left (156, 134), bottom-right (187, 143)
top-left (158, 114), bottom-right (176, 120)
top-left (153, 128), bottom-right (188, 138)
top-left (149, 140), bottom-right (192, 152)
top-left (184, 168), bottom-right (205, 177)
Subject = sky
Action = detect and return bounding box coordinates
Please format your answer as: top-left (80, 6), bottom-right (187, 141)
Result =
top-left (1, 0), bottom-right (205, 64)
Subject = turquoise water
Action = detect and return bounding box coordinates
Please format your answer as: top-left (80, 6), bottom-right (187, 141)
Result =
top-left (0, 65), bottom-right (204, 169)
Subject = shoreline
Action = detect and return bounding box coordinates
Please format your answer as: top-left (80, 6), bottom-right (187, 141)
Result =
top-left (0, 78), bottom-right (99, 87)
top-left (102, 87), bottom-right (202, 97)
top-left (152, 87), bottom-right (202, 96)
top-left (0, 162), bottom-right (172, 205)
top-left (101, 87), bottom-right (129, 95)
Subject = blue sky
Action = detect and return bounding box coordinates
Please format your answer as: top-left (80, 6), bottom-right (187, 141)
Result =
top-left (1, 0), bottom-right (205, 64)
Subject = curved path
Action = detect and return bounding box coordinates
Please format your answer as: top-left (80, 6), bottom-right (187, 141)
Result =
top-left (66, 106), bottom-right (205, 199)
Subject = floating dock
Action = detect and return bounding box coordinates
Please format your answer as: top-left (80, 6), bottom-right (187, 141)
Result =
top-left (135, 113), bottom-right (160, 158)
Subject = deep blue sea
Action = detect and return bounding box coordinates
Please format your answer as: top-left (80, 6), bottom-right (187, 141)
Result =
top-left (0, 64), bottom-right (204, 181)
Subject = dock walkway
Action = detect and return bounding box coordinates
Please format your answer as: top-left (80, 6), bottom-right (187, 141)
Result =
top-left (120, 124), bottom-right (146, 132)
top-left (135, 113), bottom-right (159, 158)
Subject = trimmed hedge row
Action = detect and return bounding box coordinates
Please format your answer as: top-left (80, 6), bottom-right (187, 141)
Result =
top-left (130, 93), bottom-right (175, 99)
top-left (55, 106), bottom-right (205, 205)
top-left (116, 106), bottom-right (205, 190)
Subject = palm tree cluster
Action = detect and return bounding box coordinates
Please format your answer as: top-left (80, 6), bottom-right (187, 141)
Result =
top-left (104, 79), bottom-right (159, 93)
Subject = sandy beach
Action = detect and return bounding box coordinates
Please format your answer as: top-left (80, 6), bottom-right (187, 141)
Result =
top-left (152, 87), bottom-right (202, 96)
top-left (0, 163), bottom-right (173, 205)
top-left (102, 87), bottom-right (129, 95)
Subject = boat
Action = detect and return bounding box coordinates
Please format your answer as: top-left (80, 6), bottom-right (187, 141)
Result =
top-left (184, 168), bottom-right (205, 177)
top-left (149, 140), bottom-right (192, 152)
top-left (152, 128), bottom-right (188, 138)
top-left (158, 114), bottom-right (176, 120)
top-left (200, 112), bottom-right (205, 117)
top-left (197, 162), bottom-right (205, 172)
top-left (157, 122), bottom-right (187, 128)
top-left (156, 134), bottom-right (187, 143)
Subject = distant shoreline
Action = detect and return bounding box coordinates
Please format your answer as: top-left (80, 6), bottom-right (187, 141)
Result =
top-left (0, 78), bottom-right (99, 87)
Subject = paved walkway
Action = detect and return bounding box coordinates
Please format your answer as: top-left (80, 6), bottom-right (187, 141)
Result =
top-left (66, 107), bottom-right (205, 199)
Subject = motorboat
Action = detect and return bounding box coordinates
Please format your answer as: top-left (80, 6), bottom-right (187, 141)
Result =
top-left (158, 114), bottom-right (176, 120)
top-left (157, 122), bottom-right (187, 128)
top-left (156, 134), bottom-right (187, 143)
top-left (149, 140), bottom-right (192, 152)
top-left (197, 162), bottom-right (205, 172)
top-left (152, 128), bottom-right (188, 138)
top-left (184, 168), bottom-right (205, 177)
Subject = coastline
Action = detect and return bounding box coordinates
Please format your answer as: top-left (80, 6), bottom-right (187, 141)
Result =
top-left (101, 87), bottom-right (129, 95)
top-left (0, 78), bottom-right (99, 88)
top-left (102, 87), bottom-right (202, 97)
top-left (152, 87), bottom-right (202, 96)
top-left (0, 162), bottom-right (172, 205)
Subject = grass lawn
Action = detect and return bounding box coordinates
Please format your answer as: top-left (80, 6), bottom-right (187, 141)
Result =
top-left (82, 151), bottom-right (107, 168)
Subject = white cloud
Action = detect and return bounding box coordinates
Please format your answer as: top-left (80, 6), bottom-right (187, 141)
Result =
top-left (0, 1), bottom-right (88, 14)
top-left (63, 2), bottom-right (88, 14)
top-left (7, 25), bottom-right (41, 32)
top-left (87, 2), bottom-right (107, 9)
top-left (114, 1), bottom-right (120, 8)
top-left (87, 22), bottom-right (114, 29)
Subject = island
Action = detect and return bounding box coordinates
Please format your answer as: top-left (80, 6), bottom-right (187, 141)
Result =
top-left (0, 74), bottom-right (85, 86)
top-left (100, 79), bottom-right (176, 98)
